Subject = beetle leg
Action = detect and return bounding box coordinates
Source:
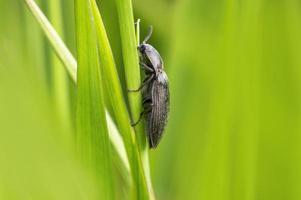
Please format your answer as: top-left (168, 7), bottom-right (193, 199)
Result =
top-left (142, 97), bottom-right (152, 105)
top-left (128, 74), bottom-right (154, 92)
top-left (131, 106), bottom-right (152, 127)
top-left (131, 112), bottom-right (143, 126)
top-left (140, 62), bottom-right (154, 72)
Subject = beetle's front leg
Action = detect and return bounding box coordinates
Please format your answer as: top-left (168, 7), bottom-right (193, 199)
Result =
top-left (140, 62), bottom-right (154, 73)
top-left (128, 74), bottom-right (154, 92)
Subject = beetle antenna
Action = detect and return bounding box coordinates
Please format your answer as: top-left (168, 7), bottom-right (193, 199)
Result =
top-left (143, 26), bottom-right (153, 44)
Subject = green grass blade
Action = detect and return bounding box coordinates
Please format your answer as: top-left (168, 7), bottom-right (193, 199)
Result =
top-left (106, 111), bottom-right (132, 190)
top-left (74, 0), bottom-right (114, 199)
top-left (24, 0), bottom-right (131, 181)
top-left (114, 0), bottom-right (142, 130)
top-left (24, 0), bottom-right (76, 82)
top-left (106, 111), bottom-right (130, 173)
top-left (91, 1), bottom-right (150, 199)
top-left (24, 0), bottom-right (153, 198)
top-left (114, 0), bottom-right (154, 198)
top-left (134, 19), bottom-right (154, 198)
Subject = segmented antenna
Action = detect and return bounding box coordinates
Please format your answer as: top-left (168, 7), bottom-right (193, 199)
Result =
top-left (142, 26), bottom-right (153, 44)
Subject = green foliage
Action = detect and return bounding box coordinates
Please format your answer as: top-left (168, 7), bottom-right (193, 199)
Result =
top-left (144, 0), bottom-right (301, 200)
top-left (23, 0), bottom-right (152, 199)
top-left (113, 0), bottom-right (153, 198)
top-left (91, 1), bottom-right (150, 199)
top-left (0, 70), bottom-right (100, 200)
top-left (74, 0), bottom-right (114, 199)
top-left (0, 3), bottom-right (98, 199)
top-left (2, 0), bottom-right (301, 200)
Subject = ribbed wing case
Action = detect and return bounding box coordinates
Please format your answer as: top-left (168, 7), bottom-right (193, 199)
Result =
top-left (146, 74), bottom-right (169, 148)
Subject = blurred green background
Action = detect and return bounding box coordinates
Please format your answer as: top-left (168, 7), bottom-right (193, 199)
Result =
top-left (1, 0), bottom-right (301, 199)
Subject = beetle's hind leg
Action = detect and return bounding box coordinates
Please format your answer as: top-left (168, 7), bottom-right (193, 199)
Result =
top-left (131, 112), bottom-right (143, 126)
top-left (131, 98), bottom-right (152, 126)
top-left (128, 74), bottom-right (154, 92)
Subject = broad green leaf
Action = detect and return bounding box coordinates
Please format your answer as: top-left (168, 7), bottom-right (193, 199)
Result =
top-left (74, 0), bottom-right (114, 199)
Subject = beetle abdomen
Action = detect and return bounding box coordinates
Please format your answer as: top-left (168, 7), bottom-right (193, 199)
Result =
top-left (146, 73), bottom-right (169, 148)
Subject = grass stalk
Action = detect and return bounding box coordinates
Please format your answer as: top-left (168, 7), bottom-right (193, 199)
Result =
top-left (91, 1), bottom-right (151, 199)
top-left (114, 0), bottom-right (154, 198)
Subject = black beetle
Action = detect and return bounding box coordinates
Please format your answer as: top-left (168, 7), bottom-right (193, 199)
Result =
top-left (129, 26), bottom-right (170, 149)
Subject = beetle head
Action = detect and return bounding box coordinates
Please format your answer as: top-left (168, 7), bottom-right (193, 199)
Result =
top-left (137, 44), bottom-right (146, 53)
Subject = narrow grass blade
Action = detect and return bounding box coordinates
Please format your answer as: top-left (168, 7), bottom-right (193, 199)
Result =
top-left (24, 0), bottom-right (152, 198)
top-left (114, 0), bottom-right (143, 128)
top-left (114, 0), bottom-right (154, 198)
top-left (24, 0), bottom-right (76, 82)
top-left (74, 0), bottom-right (114, 199)
top-left (24, 0), bottom-right (131, 183)
top-left (91, 1), bottom-right (150, 199)
top-left (106, 111), bottom-right (130, 170)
